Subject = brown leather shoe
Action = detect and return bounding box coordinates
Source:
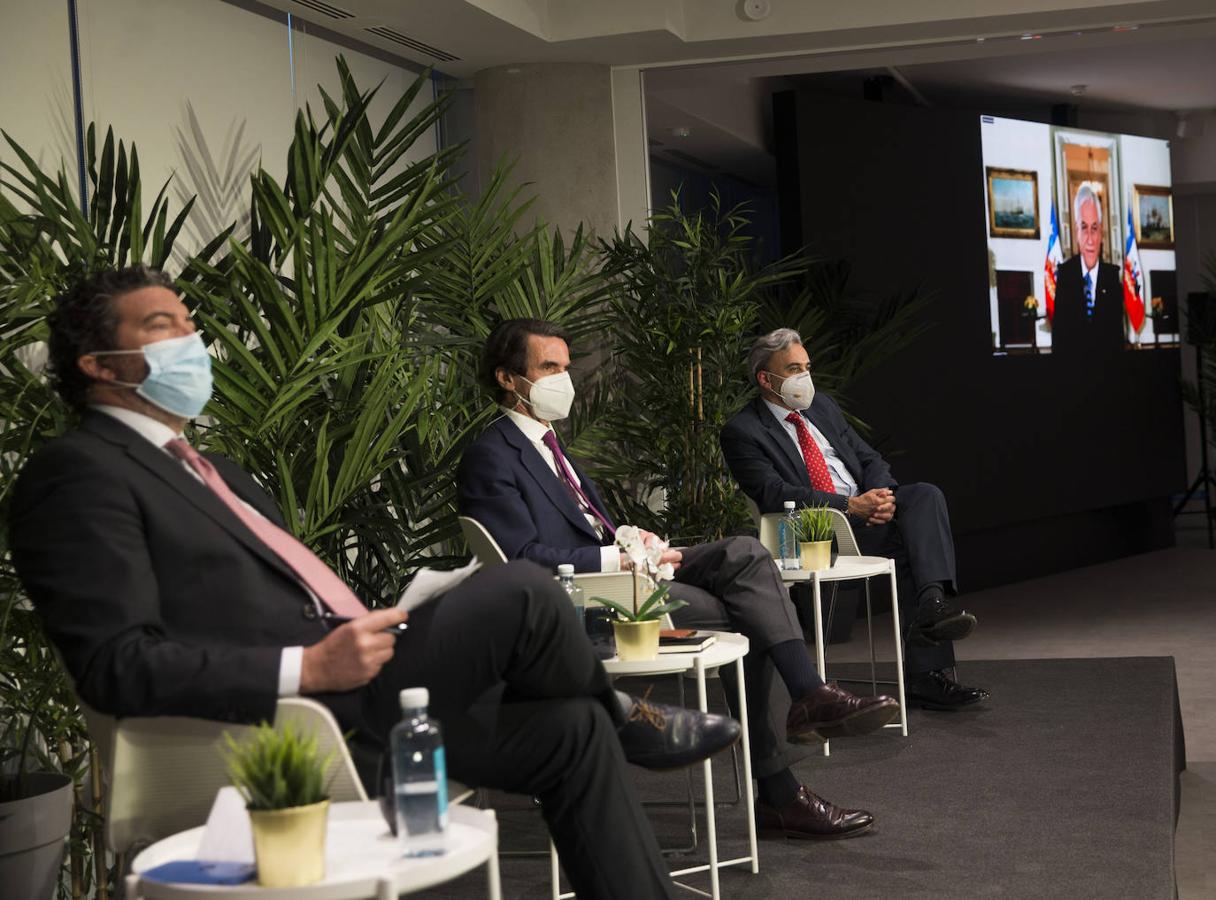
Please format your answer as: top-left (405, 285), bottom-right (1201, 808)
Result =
top-left (756, 785), bottom-right (873, 840)
top-left (787, 682), bottom-right (900, 742)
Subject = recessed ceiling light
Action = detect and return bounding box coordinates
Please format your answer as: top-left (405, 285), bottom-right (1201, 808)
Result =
top-left (1070, 84), bottom-right (1087, 96)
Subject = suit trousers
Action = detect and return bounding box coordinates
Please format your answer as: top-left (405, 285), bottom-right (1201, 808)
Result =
top-left (854, 482), bottom-right (958, 673)
top-left (666, 536), bottom-right (808, 778)
top-left (357, 561), bottom-right (676, 900)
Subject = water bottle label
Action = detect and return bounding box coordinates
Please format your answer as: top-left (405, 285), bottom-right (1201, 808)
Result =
top-left (398, 781), bottom-right (440, 795)
top-left (435, 747), bottom-right (449, 827)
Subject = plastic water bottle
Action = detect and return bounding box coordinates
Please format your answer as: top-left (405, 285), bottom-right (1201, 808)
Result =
top-left (558, 563), bottom-right (585, 624)
top-left (390, 687), bottom-right (448, 856)
top-left (778, 500), bottom-right (800, 570)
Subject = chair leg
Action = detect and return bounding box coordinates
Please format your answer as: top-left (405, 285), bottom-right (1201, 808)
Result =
top-left (866, 578), bottom-right (878, 696)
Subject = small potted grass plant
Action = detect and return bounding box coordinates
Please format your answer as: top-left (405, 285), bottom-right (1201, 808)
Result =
top-left (797, 505), bottom-right (835, 572)
top-left (593, 526), bottom-right (687, 660)
top-left (223, 723), bottom-right (336, 888)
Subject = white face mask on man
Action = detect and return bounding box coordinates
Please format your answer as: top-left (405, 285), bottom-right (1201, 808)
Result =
top-left (516, 371), bottom-right (576, 421)
top-left (766, 370), bottom-right (815, 411)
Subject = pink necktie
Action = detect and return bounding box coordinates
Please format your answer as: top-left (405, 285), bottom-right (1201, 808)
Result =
top-left (785, 412), bottom-right (837, 494)
top-left (165, 439), bottom-right (368, 618)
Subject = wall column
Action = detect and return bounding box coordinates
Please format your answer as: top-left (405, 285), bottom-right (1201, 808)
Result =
top-left (473, 62), bottom-right (648, 238)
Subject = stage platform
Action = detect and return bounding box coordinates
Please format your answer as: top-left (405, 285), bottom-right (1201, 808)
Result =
top-left (433, 656), bottom-right (1185, 900)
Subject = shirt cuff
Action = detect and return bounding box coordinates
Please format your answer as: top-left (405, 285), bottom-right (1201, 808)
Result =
top-left (600, 545), bottom-right (621, 572)
top-left (278, 646), bottom-right (304, 696)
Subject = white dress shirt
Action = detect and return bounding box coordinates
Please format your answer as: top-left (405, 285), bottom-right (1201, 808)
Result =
top-left (91, 405), bottom-right (304, 696)
top-left (500, 408), bottom-right (620, 572)
top-left (762, 399), bottom-right (859, 498)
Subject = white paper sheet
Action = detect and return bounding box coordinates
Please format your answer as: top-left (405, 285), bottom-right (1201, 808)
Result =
top-left (395, 557), bottom-right (482, 612)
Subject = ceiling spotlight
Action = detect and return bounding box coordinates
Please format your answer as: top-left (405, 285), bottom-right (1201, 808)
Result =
top-left (671, 126), bottom-right (691, 138)
top-left (1070, 84), bottom-right (1088, 96)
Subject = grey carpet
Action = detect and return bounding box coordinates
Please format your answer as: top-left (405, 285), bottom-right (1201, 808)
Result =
top-left (429, 657), bottom-right (1182, 900)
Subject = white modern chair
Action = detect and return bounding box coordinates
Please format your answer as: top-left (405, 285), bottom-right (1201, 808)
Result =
top-left (80, 697), bottom-right (366, 858)
top-left (458, 515), bottom-right (637, 608)
top-left (749, 498), bottom-right (908, 712)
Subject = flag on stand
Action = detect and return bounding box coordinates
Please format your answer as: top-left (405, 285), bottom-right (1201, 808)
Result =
top-left (1123, 204), bottom-right (1146, 333)
top-left (1043, 202), bottom-right (1063, 321)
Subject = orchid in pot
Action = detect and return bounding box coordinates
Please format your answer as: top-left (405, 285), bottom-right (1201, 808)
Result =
top-left (591, 525), bottom-right (687, 661)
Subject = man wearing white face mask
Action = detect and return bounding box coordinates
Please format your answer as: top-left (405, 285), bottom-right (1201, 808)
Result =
top-left (459, 319), bottom-right (905, 842)
top-left (721, 329), bottom-right (988, 711)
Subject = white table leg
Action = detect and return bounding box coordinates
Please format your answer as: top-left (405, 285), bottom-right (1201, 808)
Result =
top-left (487, 809), bottom-right (503, 900)
top-left (377, 876), bottom-right (394, 900)
top-left (696, 658), bottom-right (720, 900)
top-left (549, 839), bottom-right (560, 900)
top-left (888, 561), bottom-right (909, 737)
top-left (811, 573), bottom-right (829, 757)
top-left (735, 656), bottom-right (759, 874)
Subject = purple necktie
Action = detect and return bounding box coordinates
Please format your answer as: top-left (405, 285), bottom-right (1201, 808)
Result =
top-left (540, 431), bottom-right (616, 537)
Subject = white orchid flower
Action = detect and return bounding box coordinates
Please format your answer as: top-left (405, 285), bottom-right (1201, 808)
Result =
top-left (654, 562), bottom-right (676, 582)
top-left (614, 525), bottom-right (648, 568)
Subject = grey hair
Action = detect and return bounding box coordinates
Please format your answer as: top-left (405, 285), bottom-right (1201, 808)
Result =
top-left (747, 328), bottom-right (803, 387)
top-left (1073, 182), bottom-right (1102, 227)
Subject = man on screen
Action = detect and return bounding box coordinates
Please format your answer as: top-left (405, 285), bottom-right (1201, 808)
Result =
top-left (11, 267), bottom-right (743, 900)
top-left (1053, 182), bottom-right (1124, 352)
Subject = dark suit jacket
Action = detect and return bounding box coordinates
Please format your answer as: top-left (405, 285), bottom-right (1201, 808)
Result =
top-left (9, 411), bottom-right (334, 725)
top-left (456, 416), bottom-right (615, 574)
top-left (1052, 254), bottom-right (1125, 353)
top-left (719, 395), bottom-right (896, 515)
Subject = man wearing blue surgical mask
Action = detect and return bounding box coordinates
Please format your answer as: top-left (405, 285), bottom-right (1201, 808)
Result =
top-left (13, 268), bottom-right (748, 900)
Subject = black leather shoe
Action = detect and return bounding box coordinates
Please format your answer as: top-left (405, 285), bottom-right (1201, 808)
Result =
top-left (756, 785), bottom-right (873, 840)
top-left (906, 669), bottom-right (989, 711)
top-left (787, 682), bottom-right (900, 742)
top-left (617, 696), bottom-right (740, 771)
top-left (907, 595), bottom-right (976, 646)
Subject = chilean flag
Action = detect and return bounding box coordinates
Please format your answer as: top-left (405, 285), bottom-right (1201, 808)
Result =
top-left (1123, 204), bottom-right (1147, 333)
top-left (1043, 202), bottom-right (1063, 321)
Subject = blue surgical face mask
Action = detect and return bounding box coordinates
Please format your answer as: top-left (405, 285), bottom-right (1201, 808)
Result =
top-left (93, 332), bottom-right (214, 418)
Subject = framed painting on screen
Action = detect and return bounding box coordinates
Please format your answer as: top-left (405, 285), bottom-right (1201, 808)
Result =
top-left (986, 168), bottom-right (1040, 239)
top-left (1134, 185), bottom-right (1174, 250)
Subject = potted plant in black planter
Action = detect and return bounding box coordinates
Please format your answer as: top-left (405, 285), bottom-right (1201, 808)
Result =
top-left (0, 592), bottom-right (78, 900)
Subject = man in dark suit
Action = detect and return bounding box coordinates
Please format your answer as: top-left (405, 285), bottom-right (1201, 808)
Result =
top-left (10, 267), bottom-right (743, 900)
top-left (720, 328), bottom-right (989, 711)
top-left (458, 318), bottom-right (902, 841)
top-left (1052, 183), bottom-right (1125, 353)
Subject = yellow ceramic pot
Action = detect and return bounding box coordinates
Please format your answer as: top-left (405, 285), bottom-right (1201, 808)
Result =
top-left (249, 799), bottom-right (329, 887)
top-left (612, 619), bottom-right (662, 661)
top-left (799, 540), bottom-right (832, 572)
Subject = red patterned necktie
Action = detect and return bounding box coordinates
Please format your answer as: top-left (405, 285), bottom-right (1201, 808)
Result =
top-left (785, 412), bottom-right (837, 493)
top-left (165, 439), bottom-right (369, 618)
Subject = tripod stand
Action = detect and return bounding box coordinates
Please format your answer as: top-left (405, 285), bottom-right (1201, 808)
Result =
top-left (1173, 340), bottom-right (1215, 549)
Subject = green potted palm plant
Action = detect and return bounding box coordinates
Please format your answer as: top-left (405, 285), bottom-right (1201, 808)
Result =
top-left (223, 723), bottom-right (337, 888)
top-left (796, 505), bottom-right (834, 572)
